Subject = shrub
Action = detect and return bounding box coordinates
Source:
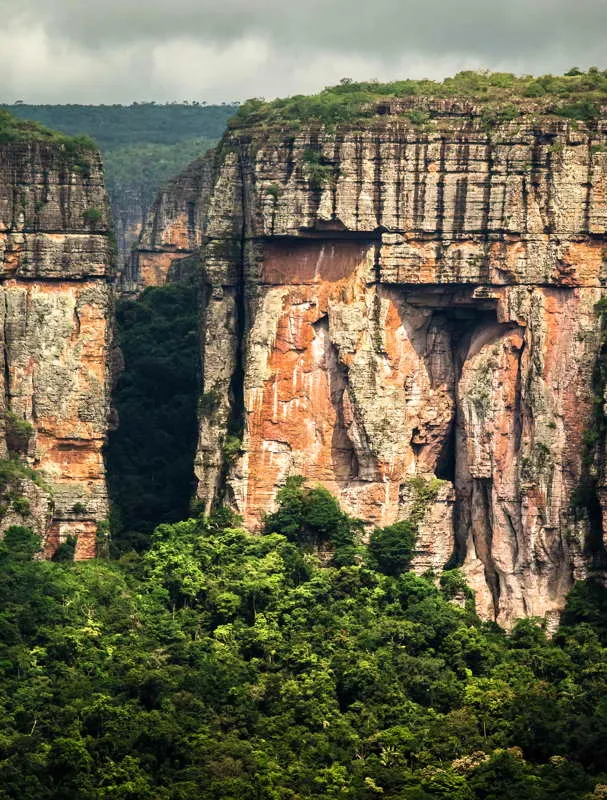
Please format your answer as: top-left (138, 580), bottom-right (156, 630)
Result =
top-left (4, 411), bottom-right (33, 454)
top-left (52, 535), bottom-right (77, 562)
top-left (82, 207), bottom-right (103, 226)
top-left (222, 435), bottom-right (242, 465)
top-left (0, 525), bottom-right (41, 560)
top-left (264, 475), bottom-right (361, 556)
top-left (12, 497), bottom-right (31, 516)
top-left (368, 519), bottom-right (417, 576)
top-left (440, 569), bottom-right (475, 605)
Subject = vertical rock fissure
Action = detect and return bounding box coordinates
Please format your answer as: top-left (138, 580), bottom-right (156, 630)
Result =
top-left (1, 293), bottom-right (10, 414)
top-left (576, 305), bottom-right (607, 565)
top-left (221, 151), bottom-right (249, 495)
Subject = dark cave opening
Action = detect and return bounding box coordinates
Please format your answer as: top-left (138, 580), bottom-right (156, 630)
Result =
top-left (427, 304), bottom-right (501, 486)
top-left (436, 422), bottom-right (456, 483)
top-left (420, 300), bottom-right (505, 566)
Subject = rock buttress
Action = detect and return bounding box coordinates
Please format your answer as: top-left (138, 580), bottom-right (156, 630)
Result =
top-left (124, 151), bottom-right (216, 294)
top-left (144, 103), bottom-right (607, 625)
top-left (0, 142), bottom-right (113, 559)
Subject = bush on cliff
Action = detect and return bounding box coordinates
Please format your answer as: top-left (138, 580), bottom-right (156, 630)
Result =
top-left (263, 475), bottom-right (363, 562)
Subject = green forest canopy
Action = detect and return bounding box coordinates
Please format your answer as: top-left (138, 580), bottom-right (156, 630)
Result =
top-left (0, 109), bottom-right (96, 150)
top-left (0, 103), bottom-right (236, 149)
top-left (1, 479), bottom-right (607, 799)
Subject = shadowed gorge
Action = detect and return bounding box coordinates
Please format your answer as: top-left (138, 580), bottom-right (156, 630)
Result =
top-left (105, 281), bottom-right (201, 551)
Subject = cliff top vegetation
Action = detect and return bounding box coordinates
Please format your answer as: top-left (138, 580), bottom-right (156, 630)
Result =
top-left (231, 67), bottom-right (607, 129)
top-left (0, 103), bottom-right (236, 149)
top-left (0, 109), bottom-right (96, 151)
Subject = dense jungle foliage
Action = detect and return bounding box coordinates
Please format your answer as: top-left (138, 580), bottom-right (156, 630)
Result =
top-left (105, 283), bottom-right (201, 549)
top-left (1, 477), bottom-right (607, 799)
top-left (232, 67), bottom-right (607, 128)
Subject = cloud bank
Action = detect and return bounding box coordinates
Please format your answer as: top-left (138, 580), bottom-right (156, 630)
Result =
top-left (1, 0), bottom-right (606, 103)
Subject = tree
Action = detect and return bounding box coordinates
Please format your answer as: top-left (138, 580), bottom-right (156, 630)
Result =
top-left (369, 520), bottom-right (417, 576)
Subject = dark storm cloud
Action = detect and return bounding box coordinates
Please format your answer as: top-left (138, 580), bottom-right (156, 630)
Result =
top-left (1, 0), bottom-right (606, 102)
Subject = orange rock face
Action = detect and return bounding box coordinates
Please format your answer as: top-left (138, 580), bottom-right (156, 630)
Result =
top-left (0, 142), bottom-right (113, 558)
top-left (138, 103), bottom-right (607, 625)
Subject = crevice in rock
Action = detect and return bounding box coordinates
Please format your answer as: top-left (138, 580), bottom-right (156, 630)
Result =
top-left (226, 155), bottom-right (248, 443)
top-left (475, 476), bottom-right (501, 617)
top-left (436, 422), bottom-right (456, 482)
top-left (105, 279), bottom-right (202, 553)
top-left (575, 306), bottom-right (607, 568)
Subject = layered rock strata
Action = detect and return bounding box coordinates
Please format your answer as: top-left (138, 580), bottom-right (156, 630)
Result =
top-left (122, 152), bottom-right (214, 293)
top-left (0, 142), bottom-right (113, 559)
top-left (138, 102), bottom-right (607, 625)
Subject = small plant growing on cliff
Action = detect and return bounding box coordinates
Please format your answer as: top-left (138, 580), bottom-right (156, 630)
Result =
top-left (405, 475), bottom-right (445, 526)
top-left (222, 435), bottom-right (242, 465)
top-left (72, 502), bottom-right (87, 515)
top-left (303, 149), bottom-right (334, 190)
top-left (4, 411), bottom-right (33, 455)
top-left (405, 109), bottom-right (430, 126)
top-left (265, 183), bottom-right (281, 200)
top-left (440, 568), bottom-right (475, 611)
top-left (198, 389), bottom-right (221, 416)
top-left (82, 207), bottom-right (103, 227)
top-left (12, 497), bottom-right (31, 517)
top-left (0, 458), bottom-right (45, 494)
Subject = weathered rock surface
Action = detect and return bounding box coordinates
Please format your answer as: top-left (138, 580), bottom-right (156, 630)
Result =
top-left (122, 152), bottom-right (214, 293)
top-left (0, 142), bottom-right (113, 559)
top-left (137, 102), bottom-right (607, 625)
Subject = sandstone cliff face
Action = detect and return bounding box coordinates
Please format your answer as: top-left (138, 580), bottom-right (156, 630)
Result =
top-left (123, 152), bottom-right (214, 293)
top-left (0, 142), bottom-right (113, 559)
top-left (139, 102), bottom-right (607, 625)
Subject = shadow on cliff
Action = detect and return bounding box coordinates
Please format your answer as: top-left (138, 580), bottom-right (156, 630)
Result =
top-left (105, 281), bottom-right (202, 553)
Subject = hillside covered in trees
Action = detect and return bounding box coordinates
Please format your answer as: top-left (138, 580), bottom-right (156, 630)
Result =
top-left (1, 482), bottom-right (607, 799)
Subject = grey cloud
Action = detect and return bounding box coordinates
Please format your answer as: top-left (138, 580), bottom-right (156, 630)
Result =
top-left (1, 0), bottom-right (606, 103)
top-left (8, 0), bottom-right (607, 61)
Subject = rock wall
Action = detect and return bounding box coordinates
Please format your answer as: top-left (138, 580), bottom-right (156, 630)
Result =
top-left (122, 152), bottom-right (214, 293)
top-left (0, 142), bottom-right (113, 559)
top-left (138, 103), bottom-right (607, 625)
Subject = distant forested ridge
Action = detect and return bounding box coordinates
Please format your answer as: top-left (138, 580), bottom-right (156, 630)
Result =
top-left (0, 103), bottom-right (237, 264)
top-left (0, 103), bottom-right (236, 148)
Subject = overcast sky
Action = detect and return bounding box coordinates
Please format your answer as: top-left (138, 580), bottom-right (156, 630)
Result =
top-left (0, 0), bottom-right (606, 104)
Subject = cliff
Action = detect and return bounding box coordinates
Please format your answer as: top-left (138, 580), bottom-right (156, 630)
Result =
top-left (135, 85), bottom-right (607, 626)
top-left (121, 152), bottom-right (214, 293)
top-left (0, 120), bottom-right (113, 559)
